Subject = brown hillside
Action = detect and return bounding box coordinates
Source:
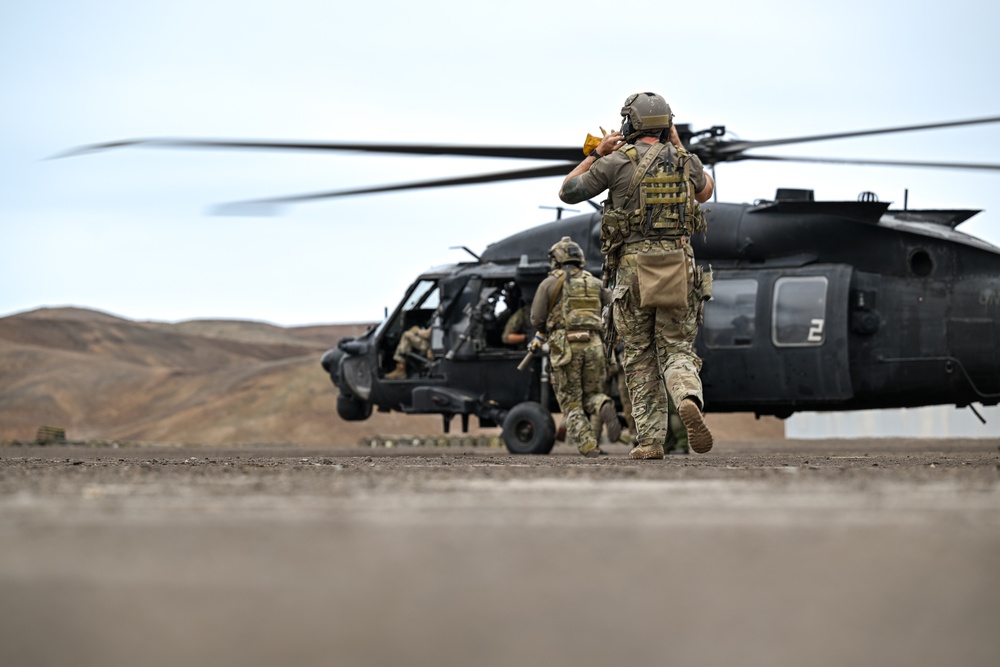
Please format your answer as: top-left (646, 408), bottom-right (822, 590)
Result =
top-left (0, 307), bottom-right (782, 446)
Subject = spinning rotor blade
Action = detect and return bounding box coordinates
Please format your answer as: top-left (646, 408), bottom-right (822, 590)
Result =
top-left (54, 137), bottom-right (583, 162)
top-left (56, 115), bottom-right (1000, 214)
top-left (737, 154), bottom-right (1000, 171)
top-left (211, 163), bottom-right (576, 215)
top-left (702, 115), bottom-right (1000, 164)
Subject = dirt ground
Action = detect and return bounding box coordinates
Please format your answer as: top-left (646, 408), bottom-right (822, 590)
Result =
top-left (1, 437), bottom-right (999, 667)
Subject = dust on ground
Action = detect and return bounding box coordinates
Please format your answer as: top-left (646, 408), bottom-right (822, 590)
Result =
top-left (1, 438), bottom-right (999, 667)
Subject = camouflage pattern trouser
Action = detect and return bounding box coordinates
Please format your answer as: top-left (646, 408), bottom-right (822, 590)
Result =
top-left (616, 362), bottom-right (688, 450)
top-left (393, 326), bottom-right (431, 364)
top-left (612, 243), bottom-right (703, 450)
top-left (549, 332), bottom-right (611, 455)
top-left (615, 363), bottom-right (637, 434)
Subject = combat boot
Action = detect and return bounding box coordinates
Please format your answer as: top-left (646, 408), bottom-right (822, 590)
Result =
top-left (599, 400), bottom-right (623, 443)
top-left (628, 443), bottom-right (664, 460)
top-left (678, 398), bottom-right (713, 453)
top-left (590, 413), bottom-right (603, 444)
top-left (385, 362), bottom-right (407, 380)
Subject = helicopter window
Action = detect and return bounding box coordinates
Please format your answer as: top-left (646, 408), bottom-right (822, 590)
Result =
top-left (772, 277), bottom-right (828, 347)
top-left (702, 279), bottom-right (758, 348)
top-left (403, 280), bottom-right (440, 312)
top-left (909, 249), bottom-right (933, 277)
top-left (381, 278), bottom-right (443, 350)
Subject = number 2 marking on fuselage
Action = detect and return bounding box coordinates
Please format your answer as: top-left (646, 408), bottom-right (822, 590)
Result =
top-left (807, 318), bottom-right (825, 342)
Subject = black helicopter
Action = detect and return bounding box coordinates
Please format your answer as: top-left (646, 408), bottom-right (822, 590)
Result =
top-left (63, 115), bottom-right (1000, 453)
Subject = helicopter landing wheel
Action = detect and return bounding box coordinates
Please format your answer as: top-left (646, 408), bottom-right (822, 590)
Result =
top-left (337, 393), bottom-right (372, 421)
top-left (501, 401), bottom-right (555, 455)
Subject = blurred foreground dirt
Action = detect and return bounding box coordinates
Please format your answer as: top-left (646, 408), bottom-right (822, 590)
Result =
top-left (2, 438), bottom-right (998, 667)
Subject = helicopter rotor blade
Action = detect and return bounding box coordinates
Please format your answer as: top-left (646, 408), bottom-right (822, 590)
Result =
top-left (54, 115), bottom-right (1000, 208)
top-left (56, 116), bottom-right (1000, 169)
top-left (708, 115), bottom-right (1000, 161)
top-left (211, 163), bottom-right (577, 215)
top-left (734, 154), bottom-right (1000, 172)
top-left (53, 138), bottom-right (583, 162)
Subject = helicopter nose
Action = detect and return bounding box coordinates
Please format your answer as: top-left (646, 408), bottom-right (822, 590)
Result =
top-left (320, 347), bottom-right (343, 373)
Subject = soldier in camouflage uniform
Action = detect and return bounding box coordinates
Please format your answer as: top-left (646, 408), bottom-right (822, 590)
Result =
top-left (529, 237), bottom-right (620, 457)
top-left (385, 326), bottom-right (432, 379)
top-left (559, 92), bottom-right (715, 459)
top-left (501, 303), bottom-right (529, 346)
top-left (615, 347), bottom-right (689, 453)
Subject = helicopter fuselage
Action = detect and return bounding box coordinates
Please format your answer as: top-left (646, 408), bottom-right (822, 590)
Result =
top-left (321, 190), bottom-right (1000, 435)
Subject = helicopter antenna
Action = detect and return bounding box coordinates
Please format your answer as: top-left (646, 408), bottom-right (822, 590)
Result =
top-left (539, 205), bottom-right (579, 220)
top-left (450, 245), bottom-right (481, 261)
top-left (968, 403), bottom-right (987, 425)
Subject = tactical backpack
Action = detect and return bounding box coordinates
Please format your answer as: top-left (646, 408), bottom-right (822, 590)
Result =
top-left (547, 267), bottom-right (603, 333)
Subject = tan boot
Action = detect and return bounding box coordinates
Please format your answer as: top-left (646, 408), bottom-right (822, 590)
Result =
top-left (628, 443), bottom-right (665, 460)
top-left (385, 362), bottom-right (407, 379)
top-left (599, 400), bottom-right (623, 443)
top-left (678, 398), bottom-right (713, 454)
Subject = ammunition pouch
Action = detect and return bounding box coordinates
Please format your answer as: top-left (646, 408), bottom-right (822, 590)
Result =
top-left (548, 329), bottom-right (571, 368)
top-left (636, 249), bottom-right (689, 315)
top-left (638, 168), bottom-right (688, 235)
top-left (694, 264), bottom-right (713, 326)
top-left (600, 207), bottom-right (639, 256)
top-left (694, 264), bottom-right (713, 302)
top-left (690, 200), bottom-right (707, 235)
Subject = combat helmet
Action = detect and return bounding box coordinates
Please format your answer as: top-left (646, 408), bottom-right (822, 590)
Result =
top-left (549, 236), bottom-right (585, 267)
top-left (620, 92), bottom-right (673, 142)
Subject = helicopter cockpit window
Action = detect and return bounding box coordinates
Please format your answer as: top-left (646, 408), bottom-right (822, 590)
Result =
top-left (377, 278), bottom-right (445, 378)
top-left (379, 278), bottom-right (443, 344)
top-left (702, 279), bottom-right (758, 348)
top-left (403, 280), bottom-right (440, 312)
top-left (772, 276), bottom-right (828, 347)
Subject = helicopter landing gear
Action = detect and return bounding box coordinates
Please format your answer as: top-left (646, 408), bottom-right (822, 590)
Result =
top-left (336, 393), bottom-right (372, 421)
top-left (501, 401), bottom-right (555, 455)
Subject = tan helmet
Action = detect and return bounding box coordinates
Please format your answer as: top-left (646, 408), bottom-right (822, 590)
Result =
top-left (548, 236), bottom-right (585, 266)
top-left (620, 92), bottom-right (673, 141)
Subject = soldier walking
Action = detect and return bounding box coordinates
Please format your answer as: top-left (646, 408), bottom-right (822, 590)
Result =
top-left (529, 237), bottom-right (620, 457)
top-left (558, 92), bottom-right (716, 459)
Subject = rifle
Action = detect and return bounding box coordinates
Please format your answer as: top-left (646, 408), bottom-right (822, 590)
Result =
top-left (603, 309), bottom-right (618, 363)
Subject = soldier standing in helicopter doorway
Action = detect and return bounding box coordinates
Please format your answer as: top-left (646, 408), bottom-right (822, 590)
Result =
top-left (529, 237), bottom-right (621, 457)
top-left (559, 92), bottom-right (716, 459)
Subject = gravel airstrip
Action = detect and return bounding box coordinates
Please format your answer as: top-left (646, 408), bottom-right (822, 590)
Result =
top-left (2, 438), bottom-right (998, 667)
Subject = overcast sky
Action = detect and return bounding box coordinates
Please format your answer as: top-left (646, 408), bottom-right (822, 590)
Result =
top-left (3, 0), bottom-right (999, 326)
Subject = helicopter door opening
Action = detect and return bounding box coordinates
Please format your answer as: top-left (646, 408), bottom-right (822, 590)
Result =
top-left (445, 278), bottom-right (528, 359)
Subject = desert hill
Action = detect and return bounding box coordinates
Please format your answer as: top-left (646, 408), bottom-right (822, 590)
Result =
top-left (0, 307), bottom-right (782, 446)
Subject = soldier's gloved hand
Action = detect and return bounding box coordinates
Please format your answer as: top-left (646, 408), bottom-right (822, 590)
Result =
top-left (528, 332), bottom-right (547, 353)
